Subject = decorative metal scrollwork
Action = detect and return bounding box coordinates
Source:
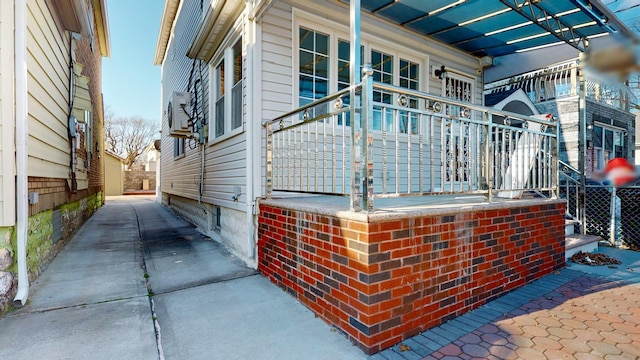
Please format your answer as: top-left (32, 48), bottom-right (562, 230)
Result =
top-left (540, 124), bottom-right (547, 132)
top-left (279, 119), bottom-right (284, 129)
top-left (504, 118), bottom-right (511, 126)
top-left (303, 109), bottom-right (309, 121)
top-left (334, 97), bottom-right (343, 110)
top-left (460, 107), bottom-right (470, 118)
top-left (432, 102), bottom-right (442, 113)
top-left (398, 94), bottom-right (409, 107)
top-left (522, 121), bottom-right (529, 129)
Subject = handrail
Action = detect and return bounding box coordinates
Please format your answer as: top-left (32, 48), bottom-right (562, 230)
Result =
top-left (374, 82), bottom-right (558, 127)
top-left (261, 86), bottom-right (356, 127)
top-left (264, 78), bottom-right (559, 211)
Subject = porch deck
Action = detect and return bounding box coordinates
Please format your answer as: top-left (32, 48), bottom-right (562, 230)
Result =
top-left (264, 192), bottom-right (553, 218)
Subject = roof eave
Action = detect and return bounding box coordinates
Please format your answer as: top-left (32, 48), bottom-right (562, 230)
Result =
top-left (154, 0), bottom-right (181, 65)
top-left (186, 0), bottom-right (245, 61)
top-left (94, 0), bottom-right (111, 57)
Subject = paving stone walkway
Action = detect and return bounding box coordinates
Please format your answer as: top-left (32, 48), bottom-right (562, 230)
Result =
top-left (372, 247), bottom-right (640, 360)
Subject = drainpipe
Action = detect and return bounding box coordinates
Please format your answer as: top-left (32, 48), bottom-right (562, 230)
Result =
top-left (245, 2), bottom-right (256, 263)
top-left (13, 0), bottom-right (29, 307)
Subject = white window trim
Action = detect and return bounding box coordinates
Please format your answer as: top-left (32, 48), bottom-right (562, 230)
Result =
top-left (208, 32), bottom-right (244, 146)
top-left (293, 10), bottom-right (429, 118)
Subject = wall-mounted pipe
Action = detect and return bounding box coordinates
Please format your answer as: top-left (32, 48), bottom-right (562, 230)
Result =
top-left (13, 0), bottom-right (29, 307)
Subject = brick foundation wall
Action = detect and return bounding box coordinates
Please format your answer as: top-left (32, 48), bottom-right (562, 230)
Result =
top-left (258, 200), bottom-right (566, 354)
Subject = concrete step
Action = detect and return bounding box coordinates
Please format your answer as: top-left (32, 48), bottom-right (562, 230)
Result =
top-left (565, 234), bottom-right (602, 260)
top-left (565, 219), bottom-right (579, 236)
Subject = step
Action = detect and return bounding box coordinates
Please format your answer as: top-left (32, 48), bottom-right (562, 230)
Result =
top-left (565, 219), bottom-right (579, 236)
top-left (565, 234), bottom-right (602, 260)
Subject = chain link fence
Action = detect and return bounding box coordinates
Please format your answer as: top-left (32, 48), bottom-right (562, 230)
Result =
top-left (583, 185), bottom-right (640, 248)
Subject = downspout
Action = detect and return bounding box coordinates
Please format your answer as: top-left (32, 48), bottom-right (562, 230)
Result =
top-left (13, 0), bottom-right (29, 307)
top-left (245, 1), bottom-right (257, 263)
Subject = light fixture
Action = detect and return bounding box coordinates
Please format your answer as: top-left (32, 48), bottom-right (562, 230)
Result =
top-left (434, 65), bottom-right (447, 80)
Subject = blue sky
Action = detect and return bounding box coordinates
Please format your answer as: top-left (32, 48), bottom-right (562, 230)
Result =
top-left (102, 1), bottom-right (165, 125)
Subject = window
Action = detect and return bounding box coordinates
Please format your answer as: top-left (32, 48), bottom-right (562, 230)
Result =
top-left (296, 22), bottom-right (422, 133)
top-left (592, 124), bottom-right (626, 170)
top-left (210, 37), bottom-right (243, 142)
top-left (174, 138), bottom-right (185, 158)
top-left (299, 27), bottom-right (329, 117)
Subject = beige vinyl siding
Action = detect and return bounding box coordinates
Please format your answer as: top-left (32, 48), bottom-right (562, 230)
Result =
top-left (160, 0), bottom-right (248, 210)
top-left (0, 1), bottom-right (16, 226)
top-left (26, 0), bottom-right (71, 178)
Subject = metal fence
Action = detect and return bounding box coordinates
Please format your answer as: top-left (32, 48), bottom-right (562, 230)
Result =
top-left (263, 66), bottom-right (558, 212)
top-left (560, 178), bottom-right (640, 248)
top-left (582, 185), bottom-right (640, 248)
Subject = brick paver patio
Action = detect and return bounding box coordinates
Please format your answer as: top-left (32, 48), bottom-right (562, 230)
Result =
top-left (371, 249), bottom-right (640, 360)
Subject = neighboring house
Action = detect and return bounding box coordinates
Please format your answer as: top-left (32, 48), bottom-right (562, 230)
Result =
top-left (104, 151), bottom-right (125, 196)
top-left (155, 0), bottom-right (629, 353)
top-left (0, 0), bottom-right (110, 312)
top-left (485, 59), bottom-right (636, 176)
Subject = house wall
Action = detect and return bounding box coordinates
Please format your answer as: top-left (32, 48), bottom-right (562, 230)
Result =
top-left (27, 0), bottom-right (72, 179)
top-left (0, 0), bottom-right (107, 316)
top-left (260, 1), bottom-right (485, 194)
top-left (0, 1), bottom-right (16, 227)
top-left (159, 0), bottom-right (251, 260)
top-left (535, 98), bottom-right (635, 171)
top-left (258, 200), bottom-right (566, 354)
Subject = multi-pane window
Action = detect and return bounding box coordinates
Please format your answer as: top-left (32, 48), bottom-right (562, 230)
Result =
top-left (593, 125), bottom-right (625, 170)
top-left (211, 37), bottom-right (243, 141)
top-left (299, 27), bottom-right (329, 110)
top-left (337, 40), bottom-right (363, 126)
top-left (399, 59), bottom-right (419, 134)
top-left (215, 60), bottom-right (225, 137)
top-left (231, 39), bottom-right (242, 130)
top-left (296, 24), bottom-right (422, 133)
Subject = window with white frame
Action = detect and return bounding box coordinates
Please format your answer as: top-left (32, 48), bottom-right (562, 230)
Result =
top-left (174, 137), bottom-right (185, 158)
top-left (295, 20), bottom-right (422, 133)
top-left (592, 124), bottom-right (625, 170)
top-left (210, 37), bottom-right (243, 142)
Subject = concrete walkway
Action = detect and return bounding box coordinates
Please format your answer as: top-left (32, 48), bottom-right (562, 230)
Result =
top-left (0, 196), bottom-right (365, 360)
top-left (1, 196), bottom-right (639, 359)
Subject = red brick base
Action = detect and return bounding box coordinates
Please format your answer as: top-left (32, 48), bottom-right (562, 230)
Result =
top-left (257, 200), bottom-right (566, 354)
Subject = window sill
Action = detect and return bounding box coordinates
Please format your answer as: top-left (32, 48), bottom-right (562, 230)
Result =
top-left (208, 127), bottom-right (244, 146)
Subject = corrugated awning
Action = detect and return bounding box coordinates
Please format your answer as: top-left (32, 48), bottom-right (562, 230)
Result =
top-left (339, 0), bottom-right (622, 58)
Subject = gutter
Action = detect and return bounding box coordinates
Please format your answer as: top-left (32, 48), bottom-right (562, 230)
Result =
top-left (13, 0), bottom-right (29, 307)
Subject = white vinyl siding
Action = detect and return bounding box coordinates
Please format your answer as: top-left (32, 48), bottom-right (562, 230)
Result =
top-left (258, 3), bottom-right (483, 195)
top-left (27, 0), bottom-right (71, 179)
top-left (160, 0), bottom-right (247, 210)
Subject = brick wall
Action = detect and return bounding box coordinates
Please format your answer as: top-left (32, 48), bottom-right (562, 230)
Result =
top-left (258, 200), bottom-right (566, 354)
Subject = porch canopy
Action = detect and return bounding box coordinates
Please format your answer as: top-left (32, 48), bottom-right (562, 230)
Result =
top-left (340, 0), bottom-right (636, 80)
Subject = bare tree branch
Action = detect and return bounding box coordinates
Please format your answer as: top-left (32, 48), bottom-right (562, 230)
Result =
top-left (104, 109), bottom-right (158, 168)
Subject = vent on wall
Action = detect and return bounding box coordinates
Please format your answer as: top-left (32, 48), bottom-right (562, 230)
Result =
top-left (52, 209), bottom-right (62, 244)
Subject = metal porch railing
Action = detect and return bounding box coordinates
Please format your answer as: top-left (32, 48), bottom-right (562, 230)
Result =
top-left (263, 66), bottom-right (559, 212)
